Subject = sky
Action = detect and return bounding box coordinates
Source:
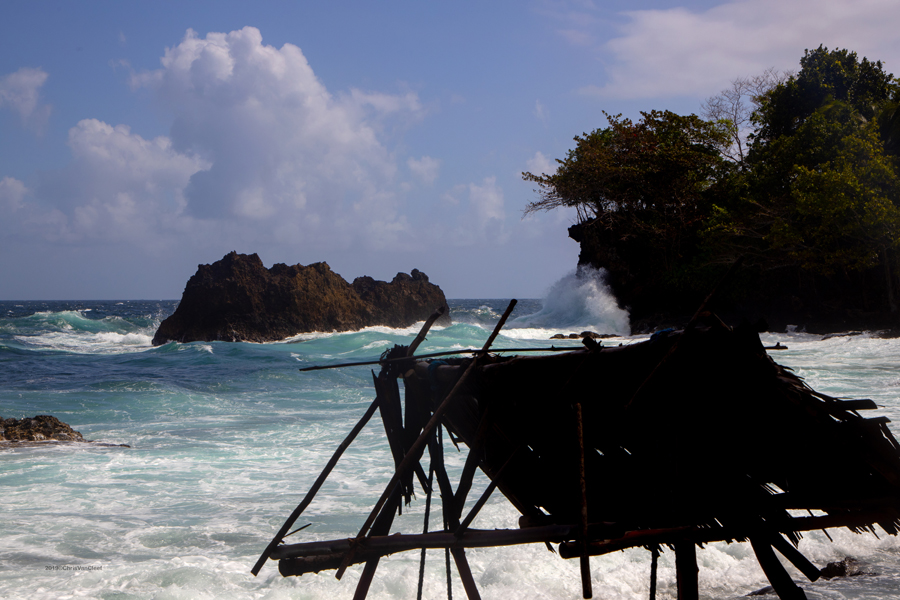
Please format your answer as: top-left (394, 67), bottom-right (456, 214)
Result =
top-left (1, 0), bottom-right (898, 300)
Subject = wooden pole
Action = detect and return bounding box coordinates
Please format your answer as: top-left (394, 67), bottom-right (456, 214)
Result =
top-left (335, 300), bottom-right (517, 580)
top-left (352, 485), bottom-right (403, 600)
top-left (253, 308), bottom-right (446, 576)
top-left (251, 394), bottom-right (382, 576)
top-left (675, 542), bottom-right (698, 600)
top-left (750, 537), bottom-right (808, 600)
top-left (417, 464), bottom-right (435, 600)
top-left (575, 402), bottom-right (593, 599)
top-left (450, 548), bottom-right (482, 600)
top-left (649, 546), bottom-right (658, 600)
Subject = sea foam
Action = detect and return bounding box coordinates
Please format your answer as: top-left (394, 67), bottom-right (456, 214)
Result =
top-left (508, 266), bottom-right (630, 336)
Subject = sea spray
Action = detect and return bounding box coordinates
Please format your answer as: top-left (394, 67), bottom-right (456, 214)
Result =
top-left (509, 266), bottom-right (630, 335)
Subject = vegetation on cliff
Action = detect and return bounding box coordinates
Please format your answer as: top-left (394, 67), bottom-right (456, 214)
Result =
top-left (524, 46), bottom-right (900, 331)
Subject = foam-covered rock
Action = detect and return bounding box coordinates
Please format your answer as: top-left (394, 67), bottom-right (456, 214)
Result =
top-left (0, 415), bottom-right (85, 442)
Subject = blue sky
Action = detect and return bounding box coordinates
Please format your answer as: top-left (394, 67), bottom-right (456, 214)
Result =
top-left (1, 0), bottom-right (898, 299)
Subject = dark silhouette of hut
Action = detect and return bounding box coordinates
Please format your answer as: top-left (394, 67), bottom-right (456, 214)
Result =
top-left (253, 302), bottom-right (900, 600)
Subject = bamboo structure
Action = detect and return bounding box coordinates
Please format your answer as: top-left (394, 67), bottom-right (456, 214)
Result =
top-left (254, 302), bottom-right (900, 600)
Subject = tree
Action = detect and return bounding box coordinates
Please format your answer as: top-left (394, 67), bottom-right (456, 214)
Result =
top-left (723, 47), bottom-right (900, 312)
top-left (523, 110), bottom-right (729, 269)
top-left (701, 67), bottom-right (791, 165)
top-left (751, 46), bottom-right (897, 145)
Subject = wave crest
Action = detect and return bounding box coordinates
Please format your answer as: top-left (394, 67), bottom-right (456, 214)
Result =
top-left (510, 266), bottom-right (630, 335)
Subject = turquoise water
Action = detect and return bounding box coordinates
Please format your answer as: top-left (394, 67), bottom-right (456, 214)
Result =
top-left (2, 286), bottom-right (900, 599)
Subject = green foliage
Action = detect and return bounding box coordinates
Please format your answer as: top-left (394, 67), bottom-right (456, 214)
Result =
top-left (752, 45), bottom-right (897, 144)
top-left (523, 46), bottom-right (900, 317)
top-left (523, 110), bottom-right (730, 269)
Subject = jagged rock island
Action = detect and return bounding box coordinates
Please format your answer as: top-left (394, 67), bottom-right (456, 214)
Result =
top-left (152, 252), bottom-right (451, 345)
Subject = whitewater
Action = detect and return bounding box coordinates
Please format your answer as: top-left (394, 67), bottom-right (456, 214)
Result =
top-left (3, 269), bottom-right (900, 600)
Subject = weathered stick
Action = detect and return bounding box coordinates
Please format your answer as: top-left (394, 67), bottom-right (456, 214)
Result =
top-left (275, 524), bottom-right (573, 566)
top-left (251, 394), bottom-right (382, 576)
top-left (454, 447), bottom-right (519, 537)
top-left (334, 300), bottom-right (518, 579)
top-left (750, 537), bottom-right (808, 600)
top-left (450, 547), bottom-right (482, 600)
top-left (253, 309), bottom-right (448, 576)
top-left (299, 347), bottom-right (576, 372)
top-left (575, 402), bottom-right (592, 599)
top-left (416, 464), bottom-right (435, 600)
top-left (408, 306), bottom-right (446, 357)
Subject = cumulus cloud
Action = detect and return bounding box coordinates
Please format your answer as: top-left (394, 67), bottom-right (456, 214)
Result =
top-left (0, 177), bottom-right (28, 212)
top-left (525, 151), bottom-right (557, 177)
top-left (442, 177), bottom-right (508, 245)
top-left (407, 156), bottom-right (440, 186)
top-left (0, 67), bottom-right (51, 133)
top-left (124, 26), bottom-right (420, 248)
top-left (6, 26), bottom-right (434, 255)
top-left (29, 119), bottom-right (209, 245)
top-left (571, 0), bottom-right (900, 99)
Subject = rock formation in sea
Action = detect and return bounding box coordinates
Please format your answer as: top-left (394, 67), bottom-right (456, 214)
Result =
top-left (152, 252), bottom-right (451, 345)
top-left (0, 415), bottom-right (85, 442)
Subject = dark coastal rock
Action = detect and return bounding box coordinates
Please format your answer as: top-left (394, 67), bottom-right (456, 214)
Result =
top-left (550, 331), bottom-right (616, 340)
top-left (152, 252), bottom-right (451, 345)
top-left (820, 556), bottom-right (877, 579)
top-left (0, 415), bottom-right (85, 442)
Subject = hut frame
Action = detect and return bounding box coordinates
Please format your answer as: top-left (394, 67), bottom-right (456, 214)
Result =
top-left (253, 300), bottom-right (900, 600)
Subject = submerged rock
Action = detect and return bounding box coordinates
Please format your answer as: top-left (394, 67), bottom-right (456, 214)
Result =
top-left (820, 556), bottom-right (877, 579)
top-left (152, 252), bottom-right (451, 345)
top-left (0, 415), bottom-right (85, 442)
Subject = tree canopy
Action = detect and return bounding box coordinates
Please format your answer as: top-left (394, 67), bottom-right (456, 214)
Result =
top-left (525, 46), bottom-right (900, 324)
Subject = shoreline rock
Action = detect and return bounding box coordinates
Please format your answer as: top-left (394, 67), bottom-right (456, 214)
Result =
top-left (1, 415), bottom-right (85, 442)
top-left (152, 252), bottom-right (451, 345)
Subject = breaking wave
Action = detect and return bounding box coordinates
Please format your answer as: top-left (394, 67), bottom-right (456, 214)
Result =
top-left (509, 266), bottom-right (630, 335)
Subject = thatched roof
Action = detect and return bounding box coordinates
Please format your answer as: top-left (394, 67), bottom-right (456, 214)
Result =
top-left (256, 305), bottom-right (900, 600)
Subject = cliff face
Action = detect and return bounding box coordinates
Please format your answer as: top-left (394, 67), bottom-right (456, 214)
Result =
top-left (152, 252), bottom-right (451, 345)
top-left (570, 219), bottom-right (900, 334)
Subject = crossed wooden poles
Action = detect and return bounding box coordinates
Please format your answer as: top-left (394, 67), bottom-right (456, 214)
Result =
top-left (252, 301), bottom-right (519, 599)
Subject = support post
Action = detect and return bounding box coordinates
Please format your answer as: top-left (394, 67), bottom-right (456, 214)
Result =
top-left (750, 537), bottom-right (807, 600)
top-left (575, 402), bottom-right (592, 599)
top-left (675, 542), bottom-right (698, 600)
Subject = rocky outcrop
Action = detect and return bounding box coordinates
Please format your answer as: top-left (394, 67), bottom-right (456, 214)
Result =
top-left (1, 415), bottom-right (85, 442)
top-left (152, 252), bottom-right (451, 345)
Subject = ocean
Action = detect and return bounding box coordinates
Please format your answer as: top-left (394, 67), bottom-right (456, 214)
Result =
top-left (3, 271), bottom-right (900, 600)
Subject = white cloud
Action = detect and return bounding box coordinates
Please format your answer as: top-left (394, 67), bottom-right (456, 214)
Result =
top-left (442, 177), bottom-right (508, 245)
top-left (576, 0), bottom-right (900, 99)
top-left (0, 177), bottom-right (28, 212)
top-left (0, 67), bottom-right (51, 133)
top-left (407, 156), bottom-right (440, 186)
top-left (525, 151), bottom-right (557, 177)
top-left (534, 100), bottom-right (547, 121)
top-left (6, 27), bottom-right (430, 255)
top-left (30, 118), bottom-right (210, 245)
top-left (127, 26), bottom-right (420, 248)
